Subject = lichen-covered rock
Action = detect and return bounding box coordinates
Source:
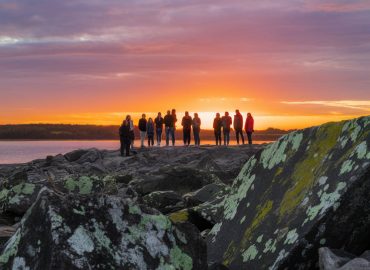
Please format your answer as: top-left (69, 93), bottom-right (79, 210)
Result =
top-left (183, 183), bottom-right (226, 207)
top-left (0, 182), bottom-right (42, 216)
top-left (142, 191), bottom-right (185, 214)
top-left (207, 116), bottom-right (370, 269)
top-left (0, 189), bottom-right (207, 269)
top-left (319, 247), bottom-right (370, 270)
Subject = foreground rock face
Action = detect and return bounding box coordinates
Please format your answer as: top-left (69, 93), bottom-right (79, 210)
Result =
top-left (207, 116), bottom-right (370, 269)
top-left (0, 189), bottom-right (207, 269)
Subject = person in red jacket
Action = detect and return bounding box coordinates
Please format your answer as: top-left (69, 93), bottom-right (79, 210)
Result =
top-left (244, 113), bottom-right (254, 145)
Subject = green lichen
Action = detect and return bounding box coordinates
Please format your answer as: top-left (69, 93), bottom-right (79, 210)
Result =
top-left (65, 176), bottom-right (95, 195)
top-left (169, 246), bottom-right (193, 270)
top-left (279, 122), bottom-right (344, 219)
top-left (12, 183), bottom-right (35, 195)
top-left (73, 206), bottom-right (86, 216)
top-left (67, 226), bottom-right (94, 255)
top-left (263, 239), bottom-right (277, 253)
top-left (284, 229), bottom-right (299, 245)
top-left (242, 245), bottom-right (258, 262)
top-left (304, 182), bottom-right (347, 224)
top-left (339, 160), bottom-right (355, 175)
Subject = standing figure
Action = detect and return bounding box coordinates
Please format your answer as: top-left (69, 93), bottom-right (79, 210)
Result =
top-left (192, 113), bottom-right (201, 146)
top-left (164, 110), bottom-right (174, 146)
top-left (181, 111), bottom-right (192, 146)
top-left (147, 117), bottom-right (155, 147)
top-left (172, 109), bottom-right (177, 146)
top-left (222, 112), bottom-right (232, 146)
top-left (155, 112), bottom-right (164, 146)
top-left (126, 115), bottom-right (135, 149)
top-left (234, 109), bottom-right (245, 145)
top-left (138, 114), bottom-right (147, 147)
top-left (245, 113), bottom-right (255, 145)
top-left (119, 120), bottom-right (131, 157)
top-left (213, 113), bottom-right (222, 146)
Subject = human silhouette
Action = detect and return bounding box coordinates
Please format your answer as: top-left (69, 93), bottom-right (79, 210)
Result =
top-left (181, 111), bottom-right (192, 146)
top-left (245, 113), bottom-right (255, 145)
top-left (155, 112), bottom-right (164, 146)
top-left (164, 110), bottom-right (175, 146)
top-left (222, 112), bottom-right (232, 146)
top-left (192, 113), bottom-right (201, 146)
top-left (213, 113), bottom-right (222, 146)
top-left (234, 109), bottom-right (245, 145)
top-left (119, 119), bottom-right (131, 156)
top-left (147, 117), bottom-right (155, 147)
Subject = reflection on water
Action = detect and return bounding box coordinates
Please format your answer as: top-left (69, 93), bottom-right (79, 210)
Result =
top-left (0, 140), bottom-right (272, 164)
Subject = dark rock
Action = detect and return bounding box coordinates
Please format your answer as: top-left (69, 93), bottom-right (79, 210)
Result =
top-left (130, 167), bottom-right (216, 196)
top-left (183, 183), bottom-right (226, 207)
top-left (0, 189), bottom-right (207, 269)
top-left (143, 191), bottom-right (185, 214)
top-left (208, 263), bottom-right (230, 270)
top-left (64, 149), bottom-right (89, 162)
top-left (207, 116), bottom-right (370, 269)
top-left (319, 247), bottom-right (370, 270)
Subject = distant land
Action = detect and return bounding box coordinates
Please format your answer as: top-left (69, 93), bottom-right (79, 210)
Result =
top-left (0, 124), bottom-right (292, 141)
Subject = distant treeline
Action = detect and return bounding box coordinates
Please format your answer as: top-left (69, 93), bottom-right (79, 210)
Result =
top-left (0, 124), bottom-right (292, 141)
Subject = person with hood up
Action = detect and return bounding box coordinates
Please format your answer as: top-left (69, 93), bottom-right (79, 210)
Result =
top-left (213, 113), bottom-right (222, 145)
top-left (245, 113), bottom-right (255, 145)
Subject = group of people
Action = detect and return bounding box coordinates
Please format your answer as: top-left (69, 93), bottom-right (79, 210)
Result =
top-left (119, 109), bottom-right (254, 157)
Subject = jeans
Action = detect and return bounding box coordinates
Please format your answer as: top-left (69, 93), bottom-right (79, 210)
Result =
top-left (140, 131), bottom-right (146, 147)
top-left (148, 134), bottom-right (154, 146)
top-left (235, 129), bottom-right (244, 144)
top-left (214, 130), bottom-right (221, 145)
top-left (156, 128), bottom-right (162, 145)
top-left (223, 129), bottom-right (230, 145)
top-left (247, 132), bottom-right (253, 145)
top-left (193, 128), bottom-right (200, 146)
top-left (120, 138), bottom-right (130, 156)
top-left (165, 127), bottom-right (175, 146)
top-left (183, 129), bottom-right (191, 145)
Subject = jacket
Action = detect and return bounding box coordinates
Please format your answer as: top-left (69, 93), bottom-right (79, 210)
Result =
top-left (155, 117), bottom-right (164, 129)
top-left (213, 118), bottom-right (222, 131)
top-left (192, 117), bottom-right (201, 130)
top-left (234, 113), bottom-right (243, 130)
top-left (138, 119), bottom-right (147, 132)
top-left (164, 115), bottom-right (174, 128)
top-left (119, 124), bottom-right (131, 141)
top-left (222, 116), bottom-right (232, 129)
top-left (245, 116), bottom-right (254, 132)
top-left (182, 116), bottom-right (192, 130)
top-left (147, 122), bottom-right (155, 135)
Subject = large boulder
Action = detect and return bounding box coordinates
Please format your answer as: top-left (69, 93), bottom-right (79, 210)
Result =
top-left (319, 247), bottom-right (370, 270)
top-left (207, 116), bottom-right (370, 269)
top-left (0, 189), bottom-right (207, 269)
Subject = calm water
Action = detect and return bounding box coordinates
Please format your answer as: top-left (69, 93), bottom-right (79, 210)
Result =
top-left (0, 140), bottom-right (272, 164)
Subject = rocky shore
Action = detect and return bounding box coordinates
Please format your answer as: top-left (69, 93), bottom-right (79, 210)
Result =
top-left (0, 116), bottom-right (369, 269)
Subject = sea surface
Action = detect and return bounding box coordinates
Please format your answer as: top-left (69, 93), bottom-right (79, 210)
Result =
top-left (0, 140), bottom-right (272, 164)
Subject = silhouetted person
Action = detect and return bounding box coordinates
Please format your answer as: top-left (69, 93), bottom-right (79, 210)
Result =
top-left (234, 109), bottom-right (244, 145)
top-left (126, 115), bottom-right (135, 149)
top-left (172, 109), bottom-right (177, 145)
top-left (181, 111), bottom-right (192, 146)
top-left (119, 120), bottom-right (131, 156)
top-left (164, 110), bottom-right (175, 146)
top-left (222, 112), bottom-right (232, 146)
top-left (192, 113), bottom-right (201, 146)
top-left (213, 113), bottom-right (222, 145)
top-left (138, 114), bottom-right (147, 147)
top-left (147, 117), bottom-right (155, 147)
top-left (155, 112), bottom-right (164, 146)
top-left (245, 113), bottom-right (255, 145)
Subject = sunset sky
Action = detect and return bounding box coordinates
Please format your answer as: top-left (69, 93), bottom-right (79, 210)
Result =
top-left (0, 0), bottom-right (369, 129)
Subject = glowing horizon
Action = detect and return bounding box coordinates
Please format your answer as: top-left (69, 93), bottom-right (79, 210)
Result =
top-left (0, 1), bottom-right (369, 129)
